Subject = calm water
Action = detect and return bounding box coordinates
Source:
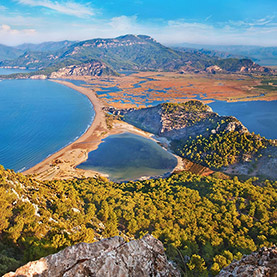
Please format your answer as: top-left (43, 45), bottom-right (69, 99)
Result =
top-left (209, 100), bottom-right (277, 139)
top-left (0, 68), bottom-right (34, 75)
top-left (78, 132), bottom-right (177, 182)
top-left (0, 79), bottom-right (94, 171)
top-left (95, 79), bottom-right (277, 138)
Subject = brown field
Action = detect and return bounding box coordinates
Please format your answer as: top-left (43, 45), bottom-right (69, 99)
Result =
top-left (77, 71), bottom-right (277, 109)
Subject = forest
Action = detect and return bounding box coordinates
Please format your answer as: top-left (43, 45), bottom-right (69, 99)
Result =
top-left (0, 165), bottom-right (276, 276)
top-left (172, 130), bottom-right (273, 169)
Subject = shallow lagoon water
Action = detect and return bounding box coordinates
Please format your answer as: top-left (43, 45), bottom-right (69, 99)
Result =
top-left (78, 132), bottom-right (178, 182)
top-left (0, 79), bottom-right (94, 171)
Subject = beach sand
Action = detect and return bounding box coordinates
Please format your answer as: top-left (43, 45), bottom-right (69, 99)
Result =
top-left (23, 79), bottom-right (185, 181)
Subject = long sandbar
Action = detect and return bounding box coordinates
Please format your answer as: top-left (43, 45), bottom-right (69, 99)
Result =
top-left (23, 80), bottom-right (108, 179)
top-left (23, 79), bottom-right (185, 180)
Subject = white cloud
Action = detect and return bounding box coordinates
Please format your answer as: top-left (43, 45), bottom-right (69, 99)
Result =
top-left (0, 14), bottom-right (276, 46)
top-left (0, 5), bottom-right (7, 11)
top-left (17, 0), bottom-right (94, 17)
top-left (0, 24), bottom-right (36, 45)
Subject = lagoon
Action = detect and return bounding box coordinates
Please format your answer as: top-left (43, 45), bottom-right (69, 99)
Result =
top-left (0, 79), bottom-right (94, 171)
top-left (77, 132), bottom-right (178, 182)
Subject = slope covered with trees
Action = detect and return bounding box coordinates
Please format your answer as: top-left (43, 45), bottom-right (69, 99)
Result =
top-left (0, 35), bottom-right (273, 76)
top-left (0, 165), bottom-right (276, 276)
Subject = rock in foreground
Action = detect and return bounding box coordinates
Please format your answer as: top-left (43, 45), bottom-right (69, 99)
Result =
top-left (218, 246), bottom-right (277, 277)
top-left (4, 234), bottom-right (180, 277)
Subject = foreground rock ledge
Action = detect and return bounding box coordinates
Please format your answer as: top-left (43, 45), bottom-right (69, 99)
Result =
top-left (4, 234), bottom-right (180, 277)
top-left (218, 245), bottom-right (277, 277)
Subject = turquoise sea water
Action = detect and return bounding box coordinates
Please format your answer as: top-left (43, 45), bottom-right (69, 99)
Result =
top-left (0, 79), bottom-right (94, 171)
top-left (78, 132), bottom-right (178, 182)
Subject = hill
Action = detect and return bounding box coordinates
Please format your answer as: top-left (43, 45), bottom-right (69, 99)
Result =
top-left (173, 43), bottom-right (277, 66)
top-left (0, 44), bottom-right (23, 61)
top-left (107, 101), bottom-right (277, 179)
top-left (0, 35), bottom-right (273, 75)
top-left (0, 165), bottom-right (276, 276)
top-left (16, 40), bottom-right (77, 52)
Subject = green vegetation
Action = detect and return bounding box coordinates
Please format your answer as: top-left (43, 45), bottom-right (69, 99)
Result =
top-left (255, 79), bottom-right (277, 91)
top-left (172, 131), bottom-right (270, 169)
top-left (0, 35), bottom-right (267, 74)
top-left (161, 101), bottom-right (212, 128)
top-left (0, 165), bottom-right (276, 276)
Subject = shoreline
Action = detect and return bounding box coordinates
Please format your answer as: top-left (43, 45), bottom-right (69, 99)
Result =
top-left (23, 80), bottom-right (108, 179)
top-left (23, 79), bottom-right (185, 181)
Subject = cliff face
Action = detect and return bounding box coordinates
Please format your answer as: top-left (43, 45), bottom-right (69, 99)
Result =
top-left (4, 234), bottom-right (180, 277)
top-left (50, 60), bottom-right (117, 78)
top-left (218, 246), bottom-right (277, 277)
top-left (108, 101), bottom-right (248, 140)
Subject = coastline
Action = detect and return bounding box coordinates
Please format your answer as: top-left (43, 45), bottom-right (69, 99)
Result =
top-left (23, 79), bottom-right (108, 180)
top-left (23, 79), bottom-right (185, 181)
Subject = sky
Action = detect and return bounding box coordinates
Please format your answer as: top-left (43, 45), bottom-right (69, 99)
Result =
top-left (0, 0), bottom-right (276, 46)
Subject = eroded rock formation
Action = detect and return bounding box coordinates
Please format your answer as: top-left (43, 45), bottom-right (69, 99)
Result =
top-left (4, 234), bottom-right (180, 277)
top-left (218, 246), bottom-right (277, 277)
top-left (50, 60), bottom-right (117, 78)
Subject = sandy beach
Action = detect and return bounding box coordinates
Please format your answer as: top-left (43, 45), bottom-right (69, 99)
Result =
top-left (23, 79), bottom-right (185, 181)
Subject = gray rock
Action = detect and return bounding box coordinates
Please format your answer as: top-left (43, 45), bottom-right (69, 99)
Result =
top-left (4, 234), bottom-right (180, 277)
top-left (218, 246), bottom-right (277, 277)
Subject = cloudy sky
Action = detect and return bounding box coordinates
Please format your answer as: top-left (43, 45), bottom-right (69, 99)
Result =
top-left (0, 0), bottom-right (276, 46)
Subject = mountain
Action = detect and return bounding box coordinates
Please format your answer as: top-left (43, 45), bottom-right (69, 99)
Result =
top-left (173, 43), bottom-right (277, 66)
top-left (0, 35), bottom-right (273, 75)
top-left (16, 40), bottom-right (77, 52)
top-left (0, 44), bottom-right (23, 61)
top-left (49, 60), bottom-right (119, 78)
top-left (4, 235), bottom-right (180, 277)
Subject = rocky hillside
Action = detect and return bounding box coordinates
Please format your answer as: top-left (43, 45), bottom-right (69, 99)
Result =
top-left (0, 35), bottom-right (274, 75)
top-left (49, 60), bottom-right (118, 78)
top-left (108, 100), bottom-right (248, 140)
top-left (107, 101), bottom-right (277, 178)
top-left (4, 235), bottom-right (180, 277)
top-left (218, 246), bottom-right (277, 276)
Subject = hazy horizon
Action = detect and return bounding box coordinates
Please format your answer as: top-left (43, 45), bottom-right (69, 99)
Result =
top-left (0, 0), bottom-right (276, 47)
top-left (1, 35), bottom-right (276, 49)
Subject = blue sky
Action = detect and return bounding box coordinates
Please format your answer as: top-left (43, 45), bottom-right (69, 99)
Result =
top-left (0, 0), bottom-right (276, 46)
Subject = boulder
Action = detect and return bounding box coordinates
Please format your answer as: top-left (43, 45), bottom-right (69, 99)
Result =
top-left (4, 234), bottom-right (180, 277)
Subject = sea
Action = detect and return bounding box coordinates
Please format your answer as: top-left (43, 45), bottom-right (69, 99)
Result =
top-left (0, 79), bottom-right (95, 171)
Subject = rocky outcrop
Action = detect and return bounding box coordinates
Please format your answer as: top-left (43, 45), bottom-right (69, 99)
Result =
top-left (218, 246), bottom-right (277, 277)
top-left (30, 74), bottom-right (47, 79)
top-left (108, 101), bottom-right (248, 140)
top-left (4, 234), bottom-right (180, 277)
top-left (50, 60), bottom-right (117, 78)
top-left (206, 65), bottom-right (223, 74)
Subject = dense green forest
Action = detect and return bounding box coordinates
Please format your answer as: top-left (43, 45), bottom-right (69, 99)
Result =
top-left (0, 165), bottom-right (276, 276)
top-left (172, 131), bottom-right (272, 169)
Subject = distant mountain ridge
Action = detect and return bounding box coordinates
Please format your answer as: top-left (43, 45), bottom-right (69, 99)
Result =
top-left (0, 44), bottom-right (23, 61)
top-left (0, 34), bottom-right (274, 76)
top-left (173, 43), bottom-right (277, 66)
top-left (16, 40), bottom-right (77, 52)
